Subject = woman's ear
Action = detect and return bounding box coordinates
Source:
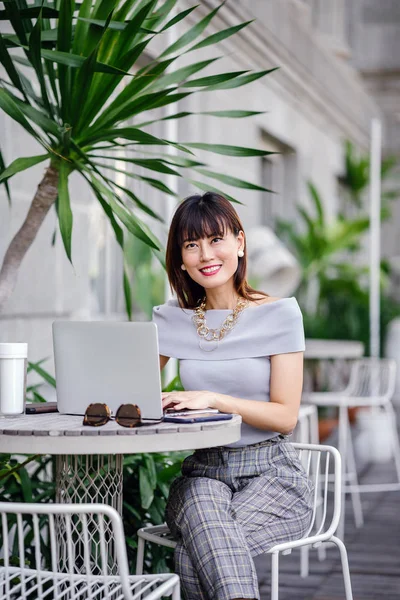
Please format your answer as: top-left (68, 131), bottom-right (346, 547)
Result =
top-left (237, 230), bottom-right (245, 252)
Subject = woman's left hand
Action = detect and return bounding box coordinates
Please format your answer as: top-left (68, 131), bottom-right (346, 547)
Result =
top-left (162, 391), bottom-right (217, 411)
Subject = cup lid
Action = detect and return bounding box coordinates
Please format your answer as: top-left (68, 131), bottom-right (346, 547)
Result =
top-left (0, 343), bottom-right (28, 358)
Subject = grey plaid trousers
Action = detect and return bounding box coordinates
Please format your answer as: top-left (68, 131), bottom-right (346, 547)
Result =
top-left (165, 437), bottom-right (314, 600)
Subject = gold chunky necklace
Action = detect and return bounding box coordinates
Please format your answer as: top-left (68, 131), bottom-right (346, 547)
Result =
top-left (193, 296), bottom-right (249, 351)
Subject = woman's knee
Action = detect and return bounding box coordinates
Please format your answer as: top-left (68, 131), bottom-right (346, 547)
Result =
top-left (166, 476), bottom-right (231, 532)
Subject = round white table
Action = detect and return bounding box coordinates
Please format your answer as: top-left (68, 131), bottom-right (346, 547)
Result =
top-left (0, 413), bottom-right (241, 454)
top-left (0, 413), bottom-right (241, 571)
top-left (0, 414), bottom-right (241, 507)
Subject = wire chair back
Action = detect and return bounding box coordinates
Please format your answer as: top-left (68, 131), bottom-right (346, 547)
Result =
top-left (346, 358), bottom-right (396, 401)
top-left (0, 502), bottom-right (133, 600)
top-left (269, 443), bottom-right (342, 554)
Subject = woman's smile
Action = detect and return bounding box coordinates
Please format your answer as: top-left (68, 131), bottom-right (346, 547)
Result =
top-left (199, 264), bottom-right (222, 276)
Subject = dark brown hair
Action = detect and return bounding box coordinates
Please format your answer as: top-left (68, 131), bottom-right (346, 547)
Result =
top-left (165, 192), bottom-right (268, 308)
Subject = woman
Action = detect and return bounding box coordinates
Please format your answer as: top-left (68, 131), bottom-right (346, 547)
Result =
top-left (152, 192), bottom-right (313, 600)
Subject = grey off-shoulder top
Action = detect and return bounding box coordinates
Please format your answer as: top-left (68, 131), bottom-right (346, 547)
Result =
top-left (152, 297), bottom-right (305, 447)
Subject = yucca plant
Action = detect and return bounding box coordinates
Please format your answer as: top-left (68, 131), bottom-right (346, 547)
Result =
top-left (277, 181), bottom-right (370, 313)
top-left (341, 139), bottom-right (399, 209)
top-left (0, 0), bottom-right (277, 313)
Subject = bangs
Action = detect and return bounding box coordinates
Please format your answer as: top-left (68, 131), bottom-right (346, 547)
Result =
top-left (177, 201), bottom-right (234, 246)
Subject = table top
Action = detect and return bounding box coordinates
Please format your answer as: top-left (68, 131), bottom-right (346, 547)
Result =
top-left (0, 413), bottom-right (242, 455)
top-left (304, 338), bottom-right (364, 360)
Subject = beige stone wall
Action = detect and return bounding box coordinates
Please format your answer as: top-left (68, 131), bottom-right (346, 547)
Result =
top-left (0, 0), bottom-right (379, 366)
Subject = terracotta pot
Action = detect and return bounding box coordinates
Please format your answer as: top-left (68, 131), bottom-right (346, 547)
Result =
top-left (347, 406), bottom-right (361, 424)
top-left (318, 418), bottom-right (339, 442)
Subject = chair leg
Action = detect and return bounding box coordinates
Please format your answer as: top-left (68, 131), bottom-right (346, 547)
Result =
top-left (172, 578), bottom-right (181, 600)
top-left (136, 536), bottom-right (145, 575)
top-left (385, 403), bottom-right (400, 483)
top-left (330, 536), bottom-right (354, 600)
top-left (338, 406), bottom-right (348, 540)
top-left (270, 552), bottom-right (279, 600)
top-left (344, 416), bottom-right (364, 528)
top-left (300, 546), bottom-right (309, 578)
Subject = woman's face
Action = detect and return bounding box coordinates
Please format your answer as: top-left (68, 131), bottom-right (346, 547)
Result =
top-left (181, 229), bottom-right (244, 291)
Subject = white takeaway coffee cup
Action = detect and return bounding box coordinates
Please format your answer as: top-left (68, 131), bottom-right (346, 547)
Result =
top-left (0, 343), bottom-right (28, 417)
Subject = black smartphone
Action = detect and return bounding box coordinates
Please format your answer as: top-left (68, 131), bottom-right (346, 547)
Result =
top-left (25, 402), bottom-right (58, 414)
top-left (163, 412), bottom-right (233, 424)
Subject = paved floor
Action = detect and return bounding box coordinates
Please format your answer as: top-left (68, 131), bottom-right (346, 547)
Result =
top-left (256, 431), bottom-right (400, 599)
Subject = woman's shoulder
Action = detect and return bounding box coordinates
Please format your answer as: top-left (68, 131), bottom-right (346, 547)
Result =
top-left (247, 294), bottom-right (302, 314)
top-left (248, 294), bottom-right (281, 306)
top-left (153, 298), bottom-right (180, 313)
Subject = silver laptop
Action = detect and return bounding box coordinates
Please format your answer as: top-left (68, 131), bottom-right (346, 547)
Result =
top-left (52, 321), bottom-right (163, 421)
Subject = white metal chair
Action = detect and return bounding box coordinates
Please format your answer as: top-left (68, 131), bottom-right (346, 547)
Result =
top-left (136, 443), bottom-right (353, 600)
top-left (0, 502), bottom-right (180, 600)
top-left (293, 405), bottom-right (326, 576)
top-left (305, 358), bottom-right (400, 539)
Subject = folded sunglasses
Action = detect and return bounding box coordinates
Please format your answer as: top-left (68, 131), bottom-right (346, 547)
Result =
top-left (83, 403), bottom-right (141, 428)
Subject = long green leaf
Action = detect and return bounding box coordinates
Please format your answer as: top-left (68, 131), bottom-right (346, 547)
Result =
top-left (108, 179), bottom-right (165, 222)
top-left (195, 168), bottom-right (274, 192)
top-left (57, 161), bottom-right (73, 263)
top-left (84, 177), bottom-right (123, 247)
top-left (160, 5), bottom-right (199, 32)
top-left (2, 0), bottom-right (29, 47)
top-left (189, 20), bottom-right (253, 52)
top-left (94, 162), bottom-right (179, 197)
top-left (77, 17), bottom-right (151, 31)
top-left (0, 154), bottom-right (48, 184)
top-left (188, 179), bottom-right (242, 204)
top-left (136, 109), bottom-right (264, 128)
top-left (73, 10), bottom-right (115, 129)
top-left (9, 40), bottom-right (132, 74)
top-left (3, 29), bottom-right (67, 45)
top-left (146, 0), bottom-right (177, 26)
top-left (95, 0), bottom-right (157, 76)
top-left (136, 175), bottom-right (178, 196)
top-left (83, 168), bottom-right (133, 318)
top-left (181, 70), bottom-right (248, 88)
top-left (90, 174), bottom-right (161, 249)
top-left (13, 101), bottom-right (59, 138)
top-left (92, 155), bottom-right (181, 176)
top-left (80, 36), bottom-right (154, 128)
top-left (11, 66), bottom-right (44, 106)
top-left (57, 0), bottom-right (74, 122)
top-left (204, 68), bottom-right (278, 91)
top-left (0, 6), bottom-right (59, 20)
top-left (71, 0), bottom-right (92, 55)
top-left (130, 90), bottom-right (193, 113)
top-left (41, 47), bottom-right (131, 74)
top-left (78, 0), bottom-right (119, 61)
top-left (160, 2), bottom-right (225, 57)
top-left (0, 32), bottom-right (25, 97)
top-left (200, 110), bottom-right (265, 118)
top-left (123, 267), bottom-right (132, 320)
top-left (94, 88), bottom-right (179, 131)
top-left (147, 57), bottom-right (220, 92)
top-left (43, 56), bottom-right (60, 108)
top-left (308, 182), bottom-right (324, 227)
top-left (28, 361), bottom-right (56, 387)
top-left (92, 57), bottom-right (175, 130)
top-left (184, 143), bottom-right (277, 158)
top-left (0, 147), bottom-right (11, 204)
top-left (0, 88), bottom-right (48, 147)
top-left (112, 149), bottom-right (206, 168)
top-left (81, 126), bottom-right (169, 147)
top-left (28, 9), bottom-right (54, 118)
top-left (81, 0), bottom-right (158, 121)
top-left (139, 465), bottom-right (154, 509)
